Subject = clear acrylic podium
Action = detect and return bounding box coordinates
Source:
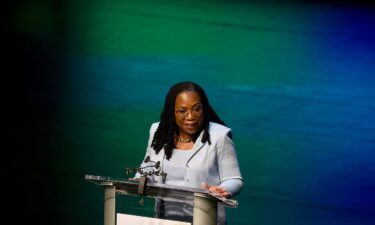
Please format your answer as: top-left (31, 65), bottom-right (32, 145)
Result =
top-left (85, 174), bottom-right (238, 225)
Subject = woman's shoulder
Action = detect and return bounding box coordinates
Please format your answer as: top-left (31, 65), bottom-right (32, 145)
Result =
top-left (150, 122), bottom-right (160, 133)
top-left (208, 122), bottom-right (232, 137)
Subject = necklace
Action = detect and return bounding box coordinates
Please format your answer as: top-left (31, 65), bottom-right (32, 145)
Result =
top-left (175, 136), bottom-right (192, 143)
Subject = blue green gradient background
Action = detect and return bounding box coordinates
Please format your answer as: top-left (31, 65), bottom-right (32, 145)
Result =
top-left (7, 0), bottom-right (374, 225)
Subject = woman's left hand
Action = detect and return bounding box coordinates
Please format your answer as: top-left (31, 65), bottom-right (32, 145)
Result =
top-left (202, 183), bottom-right (230, 198)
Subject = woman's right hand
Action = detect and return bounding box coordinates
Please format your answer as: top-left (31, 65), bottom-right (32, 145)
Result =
top-left (202, 182), bottom-right (230, 198)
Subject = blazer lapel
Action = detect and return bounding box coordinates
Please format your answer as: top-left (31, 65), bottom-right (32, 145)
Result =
top-left (187, 130), bottom-right (206, 163)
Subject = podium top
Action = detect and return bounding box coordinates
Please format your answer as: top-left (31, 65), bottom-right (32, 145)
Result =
top-left (85, 174), bottom-right (238, 208)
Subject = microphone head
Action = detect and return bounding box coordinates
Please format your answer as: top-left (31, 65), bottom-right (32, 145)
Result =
top-left (155, 161), bottom-right (160, 169)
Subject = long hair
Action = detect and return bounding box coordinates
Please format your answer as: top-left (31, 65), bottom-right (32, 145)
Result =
top-left (151, 81), bottom-right (227, 160)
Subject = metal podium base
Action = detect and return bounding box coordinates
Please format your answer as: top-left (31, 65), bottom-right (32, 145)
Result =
top-left (102, 182), bottom-right (116, 225)
top-left (193, 193), bottom-right (217, 225)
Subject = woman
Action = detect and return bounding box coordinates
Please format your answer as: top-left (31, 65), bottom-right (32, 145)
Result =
top-left (134, 81), bottom-right (243, 225)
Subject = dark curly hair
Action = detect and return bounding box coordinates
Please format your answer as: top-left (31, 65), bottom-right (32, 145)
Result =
top-left (151, 81), bottom-right (227, 160)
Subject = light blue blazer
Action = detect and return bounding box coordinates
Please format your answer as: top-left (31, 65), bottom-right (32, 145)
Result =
top-left (136, 122), bottom-right (243, 187)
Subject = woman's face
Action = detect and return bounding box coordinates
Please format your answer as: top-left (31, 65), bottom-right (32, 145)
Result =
top-left (174, 91), bottom-right (204, 137)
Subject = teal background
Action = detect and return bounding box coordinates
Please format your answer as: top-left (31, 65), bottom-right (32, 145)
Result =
top-left (6, 0), bottom-right (374, 225)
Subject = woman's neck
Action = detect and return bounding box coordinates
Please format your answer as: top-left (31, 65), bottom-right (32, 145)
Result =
top-left (175, 141), bottom-right (194, 150)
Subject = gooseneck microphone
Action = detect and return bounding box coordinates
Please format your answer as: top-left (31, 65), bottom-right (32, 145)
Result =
top-left (126, 155), bottom-right (167, 180)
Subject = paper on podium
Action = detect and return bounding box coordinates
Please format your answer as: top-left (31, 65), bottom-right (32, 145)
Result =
top-left (117, 213), bottom-right (191, 225)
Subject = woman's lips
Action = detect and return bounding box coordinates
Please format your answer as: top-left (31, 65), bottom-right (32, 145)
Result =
top-left (184, 123), bottom-right (197, 129)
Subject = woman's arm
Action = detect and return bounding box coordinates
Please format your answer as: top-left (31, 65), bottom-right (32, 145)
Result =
top-left (220, 178), bottom-right (243, 197)
top-left (208, 130), bottom-right (243, 197)
top-left (202, 178), bottom-right (243, 198)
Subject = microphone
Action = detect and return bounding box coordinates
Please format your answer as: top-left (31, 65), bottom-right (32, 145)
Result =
top-left (125, 156), bottom-right (166, 180)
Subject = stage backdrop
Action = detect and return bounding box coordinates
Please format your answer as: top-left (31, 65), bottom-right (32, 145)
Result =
top-left (8, 0), bottom-right (374, 225)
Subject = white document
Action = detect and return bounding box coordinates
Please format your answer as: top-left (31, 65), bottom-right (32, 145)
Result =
top-left (117, 213), bottom-right (191, 225)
